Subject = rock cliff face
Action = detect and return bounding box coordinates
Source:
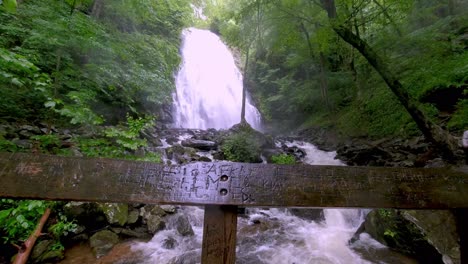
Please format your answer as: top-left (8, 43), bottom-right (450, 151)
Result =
top-left (351, 209), bottom-right (461, 264)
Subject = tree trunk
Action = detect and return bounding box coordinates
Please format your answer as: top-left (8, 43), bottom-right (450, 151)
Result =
top-left (13, 208), bottom-right (51, 264)
top-left (300, 22), bottom-right (331, 110)
top-left (91, 0), bottom-right (103, 19)
top-left (319, 52), bottom-right (331, 110)
top-left (321, 0), bottom-right (459, 159)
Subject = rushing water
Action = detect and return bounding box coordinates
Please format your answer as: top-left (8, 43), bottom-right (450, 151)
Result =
top-left (134, 140), bottom-right (379, 264)
top-left (133, 28), bottom-right (393, 263)
top-left (172, 28), bottom-right (262, 130)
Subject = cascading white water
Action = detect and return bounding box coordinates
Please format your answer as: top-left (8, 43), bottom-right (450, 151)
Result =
top-left (133, 27), bottom-right (402, 264)
top-left (172, 28), bottom-right (262, 130)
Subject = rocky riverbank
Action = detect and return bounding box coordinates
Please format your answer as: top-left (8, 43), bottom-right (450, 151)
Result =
top-left (0, 122), bottom-right (465, 263)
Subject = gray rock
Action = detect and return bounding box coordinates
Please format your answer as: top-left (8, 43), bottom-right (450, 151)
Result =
top-left (198, 156), bottom-right (212, 162)
top-left (288, 208), bottom-right (324, 222)
top-left (181, 139), bottom-right (217, 150)
top-left (175, 215), bottom-right (194, 236)
top-left (31, 240), bottom-right (54, 261)
top-left (140, 205), bottom-right (167, 221)
top-left (37, 249), bottom-right (64, 263)
top-left (12, 139), bottom-right (31, 149)
top-left (19, 125), bottom-right (41, 134)
top-left (99, 203), bottom-right (128, 226)
top-left (112, 227), bottom-right (149, 239)
top-left (160, 205), bottom-right (177, 214)
top-left (147, 215), bottom-right (165, 234)
top-left (127, 209), bottom-right (140, 224)
top-left (162, 236), bottom-right (178, 249)
top-left (169, 250), bottom-right (200, 264)
top-left (403, 210), bottom-right (460, 264)
top-left (352, 209), bottom-right (443, 263)
top-left (89, 230), bottom-right (119, 258)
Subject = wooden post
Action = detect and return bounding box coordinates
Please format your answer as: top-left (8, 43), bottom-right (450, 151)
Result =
top-left (201, 205), bottom-right (238, 264)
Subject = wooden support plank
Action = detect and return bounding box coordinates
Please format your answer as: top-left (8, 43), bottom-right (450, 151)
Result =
top-left (201, 205), bottom-right (237, 264)
top-left (0, 152), bottom-right (467, 208)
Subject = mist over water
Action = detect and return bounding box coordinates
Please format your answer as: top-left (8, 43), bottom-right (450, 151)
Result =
top-left (172, 28), bottom-right (261, 130)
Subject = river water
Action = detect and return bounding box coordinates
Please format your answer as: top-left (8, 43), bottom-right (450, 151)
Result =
top-left (133, 28), bottom-right (405, 263)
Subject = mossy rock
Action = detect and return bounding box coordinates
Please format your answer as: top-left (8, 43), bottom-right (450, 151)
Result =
top-left (356, 209), bottom-right (443, 263)
top-left (220, 122), bottom-right (273, 163)
top-left (99, 203), bottom-right (128, 226)
top-left (89, 230), bottom-right (119, 258)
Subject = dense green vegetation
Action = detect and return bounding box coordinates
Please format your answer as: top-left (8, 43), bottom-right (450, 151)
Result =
top-left (0, 0), bottom-right (466, 261)
top-left (0, 0), bottom-right (193, 259)
top-left (1, 0), bottom-right (191, 125)
top-left (204, 0), bottom-right (467, 139)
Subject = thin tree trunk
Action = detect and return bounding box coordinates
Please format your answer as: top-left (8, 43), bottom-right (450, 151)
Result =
top-left (321, 0), bottom-right (459, 158)
top-left (91, 0), bottom-right (103, 19)
top-left (300, 22), bottom-right (331, 110)
top-left (13, 208), bottom-right (51, 264)
top-left (448, 0), bottom-right (456, 16)
top-left (319, 52), bottom-right (331, 110)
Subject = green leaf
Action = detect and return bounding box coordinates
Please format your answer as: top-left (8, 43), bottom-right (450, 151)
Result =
top-left (2, 0), bottom-right (17, 13)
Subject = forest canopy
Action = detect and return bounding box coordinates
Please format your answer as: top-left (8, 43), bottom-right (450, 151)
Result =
top-left (201, 0), bottom-right (467, 139)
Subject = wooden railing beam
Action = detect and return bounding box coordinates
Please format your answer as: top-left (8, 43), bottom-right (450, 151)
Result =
top-left (0, 152), bottom-right (467, 209)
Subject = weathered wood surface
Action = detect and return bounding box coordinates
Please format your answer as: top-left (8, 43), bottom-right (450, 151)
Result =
top-left (201, 205), bottom-right (237, 264)
top-left (0, 152), bottom-right (467, 208)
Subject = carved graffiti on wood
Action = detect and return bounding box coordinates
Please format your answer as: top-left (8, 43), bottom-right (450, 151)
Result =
top-left (0, 152), bottom-right (467, 208)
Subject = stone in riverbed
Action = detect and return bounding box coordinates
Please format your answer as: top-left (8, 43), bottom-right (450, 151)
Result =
top-left (181, 138), bottom-right (217, 150)
top-left (175, 215), bottom-right (194, 236)
top-left (127, 209), bottom-right (140, 224)
top-left (89, 230), bottom-right (119, 258)
top-left (162, 236), bottom-right (178, 249)
top-left (99, 203), bottom-right (128, 226)
top-left (146, 215), bottom-right (166, 234)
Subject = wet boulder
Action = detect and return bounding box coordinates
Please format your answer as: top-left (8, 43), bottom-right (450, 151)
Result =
top-left (89, 230), bottom-right (120, 258)
top-left (99, 203), bottom-right (129, 226)
top-left (288, 208), bottom-right (324, 222)
top-left (181, 138), bottom-right (217, 150)
top-left (175, 215), bottom-right (194, 236)
top-left (31, 239), bottom-right (64, 263)
top-left (352, 209), bottom-right (445, 263)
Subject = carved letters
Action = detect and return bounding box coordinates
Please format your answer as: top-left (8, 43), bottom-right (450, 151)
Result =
top-left (0, 152), bottom-right (467, 208)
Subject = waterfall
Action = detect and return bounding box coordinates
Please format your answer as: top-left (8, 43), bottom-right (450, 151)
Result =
top-left (132, 27), bottom-right (403, 264)
top-left (172, 28), bottom-right (262, 130)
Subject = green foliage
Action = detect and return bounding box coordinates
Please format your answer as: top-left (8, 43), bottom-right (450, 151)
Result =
top-left (48, 214), bottom-right (78, 238)
top-left (104, 114), bottom-right (154, 150)
top-left (0, 0), bottom-right (192, 126)
top-left (0, 199), bottom-right (77, 253)
top-left (0, 48), bottom-right (51, 122)
top-left (222, 132), bottom-right (261, 163)
top-left (270, 154), bottom-right (296, 165)
top-left (447, 99), bottom-right (468, 131)
top-left (217, 0), bottom-right (468, 139)
top-left (1, 0), bottom-right (17, 13)
top-left (0, 199), bottom-right (48, 244)
top-left (31, 134), bottom-right (61, 153)
top-left (0, 137), bottom-right (18, 152)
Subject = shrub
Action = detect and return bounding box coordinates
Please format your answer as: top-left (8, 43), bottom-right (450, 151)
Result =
top-left (271, 154), bottom-right (296, 165)
top-left (221, 132), bottom-right (261, 163)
